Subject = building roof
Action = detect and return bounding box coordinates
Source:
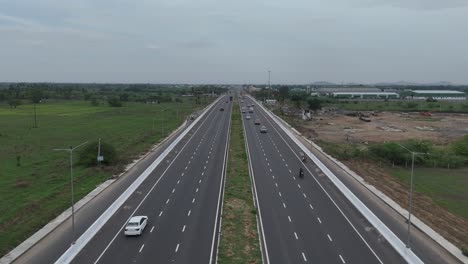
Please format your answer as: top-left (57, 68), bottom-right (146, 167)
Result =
top-left (317, 87), bottom-right (381, 93)
top-left (332, 92), bottom-right (398, 95)
top-left (411, 90), bottom-right (465, 94)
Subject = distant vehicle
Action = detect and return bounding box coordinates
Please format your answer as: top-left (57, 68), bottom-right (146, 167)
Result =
top-left (260, 126), bottom-right (267, 133)
top-left (246, 115), bottom-right (251, 120)
top-left (359, 116), bottom-right (371, 122)
top-left (241, 106), bottom-right (246, 113)
top-left (249, 107), bottom-right (254, 113)
top-left (229, 96), bottom-right (233, 101)
top-left (220, 107), bottom-right (224, 111)
top-left (124, 216), bottom-right (148, 236)
top-left (254, 119), bottom-right (261, 125)
top-left (241, 100), bottom-right (244, 103)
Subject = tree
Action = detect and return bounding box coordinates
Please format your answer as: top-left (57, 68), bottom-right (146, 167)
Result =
top-left (8, 98), bottom-right (21, 109)
top-left (120, 93), bottom-right (130, 102)
top-left (278, 86), bottom-right (289, 102)
top-left (90, 97), bottom-right (99, 106)
top-left (290, 92), bottom-right (305, 109)
top-left (79, 141), bottom-right (118, 166)
top-left (107, 97), bottom-right (123, 107)
top-left (307, 98), bottom-right (322, 112)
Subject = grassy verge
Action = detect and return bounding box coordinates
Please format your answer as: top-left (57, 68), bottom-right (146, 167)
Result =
top-left (390, 167), bottom-right (468, 219)
top-left (218, 101), bottom-right (261, 263)
top-left (0, 98), bottom-right (211, 257)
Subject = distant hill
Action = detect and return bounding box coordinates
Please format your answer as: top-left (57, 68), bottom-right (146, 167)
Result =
top-left (373, 81), bottom-right (454, 86)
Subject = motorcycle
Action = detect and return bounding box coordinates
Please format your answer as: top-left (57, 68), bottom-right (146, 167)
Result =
top-left (300, 152), bottom-right (306, 162)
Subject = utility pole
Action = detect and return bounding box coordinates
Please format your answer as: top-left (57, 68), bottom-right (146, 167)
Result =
top-left (397, 143), bottom-right (426, 249)
top-left (97, 138), bottom-right (101, 166)
top-left (54, 141), bottom-right (88, 245)
top-left (268, 70), bottom-right (271, 99)
top-left (33, 103), bottom-right (38, 128)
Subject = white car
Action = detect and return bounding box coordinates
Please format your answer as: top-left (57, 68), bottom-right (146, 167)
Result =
top-left (124, 216), bottom-right (148, 236)
top-left (260, 126), bottom-right (267, 133)
top-left (246, 115), bottom-right (251, 120)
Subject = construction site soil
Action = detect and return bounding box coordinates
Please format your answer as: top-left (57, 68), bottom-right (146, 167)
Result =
top-left (289, 110), bottom-right (468, 253)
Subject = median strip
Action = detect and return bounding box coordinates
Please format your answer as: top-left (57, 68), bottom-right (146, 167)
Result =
top-left (218, 100), bottom-right (261, 263)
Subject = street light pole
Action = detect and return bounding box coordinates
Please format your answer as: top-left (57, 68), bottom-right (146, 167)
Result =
top-left (397, 143), bottom-right (426, 249)
top-left (54, 141), bottom-right (88, 245)
top-left (268, 70), bottom-right (271, 99)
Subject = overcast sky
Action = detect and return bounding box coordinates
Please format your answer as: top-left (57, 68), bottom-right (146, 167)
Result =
top-left (1, 0), bottom-right (467, 84)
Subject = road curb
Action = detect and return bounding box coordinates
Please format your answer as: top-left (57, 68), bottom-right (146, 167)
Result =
top-left (0, 104), bottom-right (211, 264)
top-left (263, 103), bottom-right (467, 264)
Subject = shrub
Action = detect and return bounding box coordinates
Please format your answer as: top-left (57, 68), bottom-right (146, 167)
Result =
top-left (78, 141), bottom-right (118, 167)
top-left (462, 247), bottom-right (468, 257)
top-left (369, 142), bottom-right (408, 165)
top-left (406, 102), bottom-right (418, 109)
top-left (108, 97), bottom-right (123, 107)
top-left (452, 135), bottom-right (468, 156)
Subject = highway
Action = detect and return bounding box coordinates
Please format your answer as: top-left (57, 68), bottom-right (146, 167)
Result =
top-left (241, 96), bottom-right (405, 264)
top-left (64, 96), bottom-right (232, 263)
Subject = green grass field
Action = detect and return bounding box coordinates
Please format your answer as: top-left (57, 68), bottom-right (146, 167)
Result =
top-left (390, 167), bottom-right (468, 219)
top-left (218, 101), bottom-right (261, 264)
top-left (0, 98), bottom-right (210, 257)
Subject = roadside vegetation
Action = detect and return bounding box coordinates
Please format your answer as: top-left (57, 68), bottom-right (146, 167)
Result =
top-left (0, 83), bottom-right (225, 257)
top-left (218, 100), bottom-right (261, 264)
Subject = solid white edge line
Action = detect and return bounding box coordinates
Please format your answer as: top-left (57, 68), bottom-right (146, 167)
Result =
top-left (55, 97), bottom-right (222, 264)
top-left (212, 96), bottom-right (232, 264)
top-left (253, 95), bottom-right (423, 264)
top-left (240, 98), bottom-right (270, 264)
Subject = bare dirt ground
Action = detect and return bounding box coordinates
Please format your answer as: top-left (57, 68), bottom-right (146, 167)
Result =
top-left (301, 111), bottom-right (468, 145)
top-left (284, 109), bottom-right (468, 255)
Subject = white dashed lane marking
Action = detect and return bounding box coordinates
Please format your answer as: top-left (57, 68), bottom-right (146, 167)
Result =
top-left (150, 226), bottom-right (155, 233)
top-left (159, 211), bottom-right (163, 217)
top-left (182, 225), bottom-right (186, 232)
top-left (327, 234), bottom-right (333, 242)
top-left (317, 217), bottom-right (322, 223)
top-left (175, 243), bottom-right (180, 253)
top-left (139, 244), bottom-right (145, 253)
top-left (294, 232), bottom-right (299, 240)
top-left (339, 255), bottom-right (346, 263)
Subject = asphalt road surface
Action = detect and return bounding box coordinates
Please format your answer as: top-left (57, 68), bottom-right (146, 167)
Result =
top-left (68, 97), bottom-right (232, 263)
top-left (241, 97), bottom-right (406, 264)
